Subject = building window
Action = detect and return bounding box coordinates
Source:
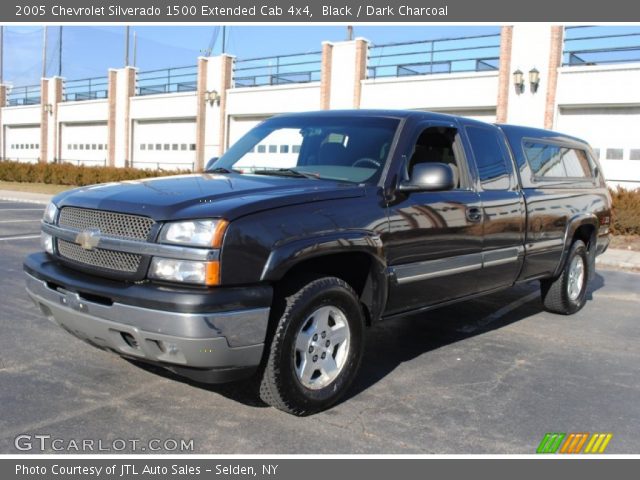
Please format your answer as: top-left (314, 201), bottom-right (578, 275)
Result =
top-left (79, 144), bottom-right (84, 150)
top-left (155, 144), bottom-right (161, 151)
top-left (163, 144), bottom-right (170, 151)
top-left (292, 145), bottom-right (301, 153)
top-left (606, 148), bottom-right (624, 160)
top-left (98, 144), bottom-right (104, 150)
top-left (280, 145), bottom-right (289, 154)
top-left (268, 145), bottom-right (277, 153)
top-left (180, 144), bottom-right (187, 151)
top-left (189, 144), bottom-right (196, 151)
top-left (91, 144), bottom-right (97, 150)
top-left (257, 145), bottom-right (266, 153)
top-left (630, 149), bottom-right (640, 160)
top-left (172, 144), bottom-right (178, 151)
top-left (140, 144), bottom-right (146, 150)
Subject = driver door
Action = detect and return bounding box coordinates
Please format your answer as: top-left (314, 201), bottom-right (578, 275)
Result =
top-left (383, 120), bottom-right (483, 316)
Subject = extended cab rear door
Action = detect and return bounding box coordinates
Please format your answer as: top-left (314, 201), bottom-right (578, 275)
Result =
top-left (459, 120), bottom-right (527, 291)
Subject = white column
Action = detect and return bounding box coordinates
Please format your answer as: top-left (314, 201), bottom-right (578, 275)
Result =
top-left (506, 25), bottom-right (555, 128)
top-left (327, 38), bottom-right (369, 110)
top-left (111, 66), bottom-right (136, 167)
top-left (202, 54), bottom-right (234, 160)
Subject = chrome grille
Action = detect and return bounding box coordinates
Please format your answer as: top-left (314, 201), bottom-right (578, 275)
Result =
top-left (58, 207), bottom-right (154, 241)
top-left (57, 239), bottom-right (142, 273)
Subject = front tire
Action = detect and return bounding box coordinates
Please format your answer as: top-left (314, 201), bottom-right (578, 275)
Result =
top-left (259, 276), bottom-right (365, 416)
top-left (541, 240), bottom-right (589, 315)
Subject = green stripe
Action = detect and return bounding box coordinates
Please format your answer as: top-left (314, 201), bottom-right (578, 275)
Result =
top-left (547, 433), bottom-right (566, 453)
top-left (537, 433), bottom-right (553, 453)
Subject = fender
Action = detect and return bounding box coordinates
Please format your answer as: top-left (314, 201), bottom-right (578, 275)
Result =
top-left (553, 213), bottom-right (599, 278)
top-left (260, 230), bottom-right (388, 322)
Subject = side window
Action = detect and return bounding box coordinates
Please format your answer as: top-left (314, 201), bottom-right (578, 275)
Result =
top-left (408, 126), bottom-right (461, 188)
top-left (523, 141), bottom-right (593, 179)
top-left (562, 148), bottom-right (592, 177)
top-left (466, 126), bottom-right (512, 190)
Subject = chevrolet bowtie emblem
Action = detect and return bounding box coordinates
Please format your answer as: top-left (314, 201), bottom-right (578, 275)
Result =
top-left (75, 228), bottom-right (101, 250)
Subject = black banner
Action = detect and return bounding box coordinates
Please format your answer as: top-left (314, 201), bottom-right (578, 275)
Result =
top-left (4, 459), bottom-right (640, 480)
top-left (3, 0), bottom-right (640, 22)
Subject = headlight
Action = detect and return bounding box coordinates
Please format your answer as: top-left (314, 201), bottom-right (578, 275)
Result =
top-left (43, 203), bottom-right (58, 224)
top-left (158, 219), bottom-right (228, 248)
top-left (41, 232), bottom-right (54, 254)
top-left (148, 258), bottom-right (220, 286)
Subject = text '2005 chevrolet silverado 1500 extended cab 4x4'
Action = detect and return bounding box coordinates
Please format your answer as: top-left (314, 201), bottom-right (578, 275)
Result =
top-left (25, 110), bottom-right (611, 415)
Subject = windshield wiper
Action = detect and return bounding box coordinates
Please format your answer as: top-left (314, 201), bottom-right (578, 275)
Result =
top-left (251, 168), bottom-right (319, 179)
top-left (206, 167), bottom-right (240, 174)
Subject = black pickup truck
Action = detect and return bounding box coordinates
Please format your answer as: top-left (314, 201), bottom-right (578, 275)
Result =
top-left (24, 110), bottom-right (611, 415)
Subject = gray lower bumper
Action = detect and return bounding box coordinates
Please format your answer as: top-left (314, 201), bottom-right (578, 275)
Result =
top-left (25, 273), bottom-right (267, 375)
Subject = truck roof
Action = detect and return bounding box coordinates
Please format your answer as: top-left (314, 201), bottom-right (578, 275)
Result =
top-left (273, 109), bottom-right (591, 147)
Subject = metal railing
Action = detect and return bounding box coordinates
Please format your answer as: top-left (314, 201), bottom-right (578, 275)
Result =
top-left (367, 33), bottom-right (501, 79)
top-left (6, 84), bottom-right (41, 106)
top-left (136, 65), bottom-right (198, 96)
top-left (563, 26), bottom-right (640, 66)
top-left (63, 76), bottom-right (109, 102)
top-left (234, 51), bottom-right (322, 88)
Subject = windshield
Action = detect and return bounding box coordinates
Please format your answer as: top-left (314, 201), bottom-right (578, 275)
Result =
top-left (211, 115), bottom-right (400, 184)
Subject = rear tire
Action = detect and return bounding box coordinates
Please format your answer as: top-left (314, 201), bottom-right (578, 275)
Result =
top-left (259, 276), bottom-right (365, 416)
top-left (541, 240), bottom-right (589, 315)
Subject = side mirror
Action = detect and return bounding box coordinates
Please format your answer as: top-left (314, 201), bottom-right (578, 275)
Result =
top-left (399, 162), bottom-right (455, 192)
top-left (204, 157), bottom-right (219, 171)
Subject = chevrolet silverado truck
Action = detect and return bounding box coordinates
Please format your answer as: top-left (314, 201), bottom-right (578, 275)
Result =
top-left (24, 110), bottom-right (611, 415)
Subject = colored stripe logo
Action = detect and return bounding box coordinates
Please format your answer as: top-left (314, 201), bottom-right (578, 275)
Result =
top-left (537, 432), bottom-right (613, 454)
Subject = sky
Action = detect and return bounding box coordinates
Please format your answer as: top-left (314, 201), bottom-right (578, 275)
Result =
top-left (1, 25), bottom-right (638, 87)
top-left (2, 25), bottom-right (500, 86)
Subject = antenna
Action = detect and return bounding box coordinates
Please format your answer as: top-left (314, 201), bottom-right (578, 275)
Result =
top-left (58, 26), bottom-right (63, 77)
top-left (42, 26), bottom-right (48, 78)
top-left (347, 26), bottom-right (353, 41)
top-left (1, 26), bottom-right (4, 84)
top-left (133, 31), bottom-right (137, 67)
top-left (124, 26), bottom-right (130, 66)
top-left (222, 26), bottom-right (226, 54)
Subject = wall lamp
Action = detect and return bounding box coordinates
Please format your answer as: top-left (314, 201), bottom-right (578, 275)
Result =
top-left (512, 69), bottom-right (524, 94)
top-left (529, 67), bottom-right (540, 94)
top-left (204, 90), bottom-right (220, 106)
top-left (43, 103), bottom-right (53, 115)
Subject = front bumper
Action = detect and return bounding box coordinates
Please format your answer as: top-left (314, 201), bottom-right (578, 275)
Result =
top-left (24, 253), bottom-right (272, 383)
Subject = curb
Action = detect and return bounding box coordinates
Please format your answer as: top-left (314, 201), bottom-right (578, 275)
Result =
top-left (596, 259), bottom-right (640, 272)
top-left (0, 196), bottom-right (49, 205)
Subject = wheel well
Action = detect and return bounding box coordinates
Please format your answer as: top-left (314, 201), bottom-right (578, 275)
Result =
top-left (573, 224), bottom-right (596, 251)
top-left (275, 252), bottom-right (378, 326)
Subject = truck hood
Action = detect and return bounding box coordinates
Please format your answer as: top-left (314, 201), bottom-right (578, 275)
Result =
top-left (53, 173), bottom-right (365, 221)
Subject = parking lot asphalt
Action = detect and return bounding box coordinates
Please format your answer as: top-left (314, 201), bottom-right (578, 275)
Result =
top-left (0, 199), bottom-right (638, 454)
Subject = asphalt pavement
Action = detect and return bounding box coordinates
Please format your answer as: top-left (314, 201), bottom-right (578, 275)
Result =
top-left (1, 199), bottom-right (639, 454)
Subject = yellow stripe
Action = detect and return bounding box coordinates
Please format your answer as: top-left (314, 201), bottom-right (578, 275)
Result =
top-left (584, 434), bottom-right (598, 453)
top-left (573, 433), bottom-right (589, 454)
top-left (560, 433), bottom-right (575, 454)
top-left (591, 434), bottom-right (606, 453)
top-left (598, 434), bottom-right (613, 453)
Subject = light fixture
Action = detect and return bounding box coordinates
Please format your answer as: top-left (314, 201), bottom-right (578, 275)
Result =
top-left (512, 69), bottom-right (524, 95)
top-left (43, 103), bottom-right (53, 115)
top-left (529, 67), bottom-right (540, 93)
top-left (204, 90), bottom-right (220, 106)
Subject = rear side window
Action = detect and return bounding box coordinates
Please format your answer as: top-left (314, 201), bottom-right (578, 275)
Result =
top-left (523, 142), bottom-right (593, 179)
top-left (466, 126), bottom-right (512, 190)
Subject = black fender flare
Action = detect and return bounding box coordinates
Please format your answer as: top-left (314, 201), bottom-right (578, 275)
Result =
top-left (553, 213), bottom-right (599, 278)
top-left (260, 231), bottom-right (388, 322)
